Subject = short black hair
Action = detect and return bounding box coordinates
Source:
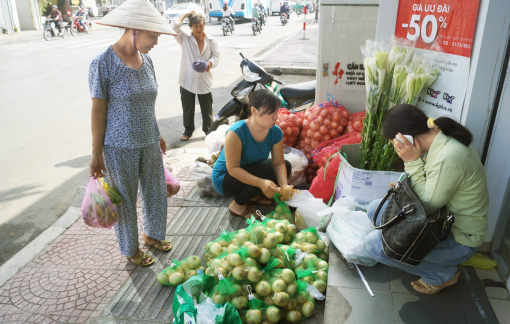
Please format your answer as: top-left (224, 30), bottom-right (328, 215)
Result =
top-left (240, 89), bottom-right (280, 119)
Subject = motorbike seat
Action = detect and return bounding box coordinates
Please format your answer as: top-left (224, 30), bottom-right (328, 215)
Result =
top-left (279, 80), bottom-right (316, 100)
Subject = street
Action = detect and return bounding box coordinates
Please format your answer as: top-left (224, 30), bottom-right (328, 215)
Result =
top-left (0, 15), bottom-right (314, 266)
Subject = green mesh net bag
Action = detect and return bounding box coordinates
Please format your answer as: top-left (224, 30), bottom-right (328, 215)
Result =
top-left (156, 256), bottom-right (204, 286)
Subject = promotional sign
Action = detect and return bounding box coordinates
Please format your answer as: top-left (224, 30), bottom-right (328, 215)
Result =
top-left (395, 0), bottom-right (479, 120)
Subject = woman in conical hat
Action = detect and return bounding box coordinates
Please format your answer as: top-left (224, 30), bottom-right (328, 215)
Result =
top-left (88, 0), bottom-right (177, 266)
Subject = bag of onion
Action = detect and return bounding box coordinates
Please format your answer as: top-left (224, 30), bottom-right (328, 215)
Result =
top-left (276, 109), bottom-right (304, 147)
top-left (156, 255), bottom-right (204, 286)
top-left (295, 99), bottom-right (349, 161)
top-left (343, 110), bottom-right (366, 135)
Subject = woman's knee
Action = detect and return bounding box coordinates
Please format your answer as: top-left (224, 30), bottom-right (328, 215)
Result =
top-left (364, 230), bottom-right (385, 261)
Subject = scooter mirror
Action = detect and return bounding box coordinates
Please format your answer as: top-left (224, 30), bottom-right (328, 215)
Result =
top-left (272, 69), bottom-right (283, 76)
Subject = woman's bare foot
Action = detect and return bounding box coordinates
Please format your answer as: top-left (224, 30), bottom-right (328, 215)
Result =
top-left (229, 201), bottom-right (248, 215)
top-left (143, 234), bottom-right (171, 251)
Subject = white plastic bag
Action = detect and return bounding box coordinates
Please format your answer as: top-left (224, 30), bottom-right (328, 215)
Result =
top-left (322, 198), bottom-right (377, 266)
top-left (196, 297), bottom-right (225, 324)
top-left (191, 162), bottom-right (224, 198)
top-left (283, 146), bottom-right (308, 188)
top-left (205, 124), bottom-right (230, 154)
top-left (286, 190), bottom-right (331, 231)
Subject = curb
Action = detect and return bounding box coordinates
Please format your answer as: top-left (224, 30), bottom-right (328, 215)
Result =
top-left (259, 65), bottom-right (316, 75)
top-left (255, 28), bottom-right (302, 63)
top-left (0, 148), bottom-right (190, 289)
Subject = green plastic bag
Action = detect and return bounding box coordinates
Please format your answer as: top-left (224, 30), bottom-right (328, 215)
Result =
top-left (157, 256), bottom-right (204, 286)
top-left (266, 194), bottom-right (293, 223)
top-left (296, 258), bottom-right (328, 295)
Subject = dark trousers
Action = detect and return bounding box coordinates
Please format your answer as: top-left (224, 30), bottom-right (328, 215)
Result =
top-left (180, 86), bottom-right (213, 137)
top-left (222, 159), bottom-right (292, 205)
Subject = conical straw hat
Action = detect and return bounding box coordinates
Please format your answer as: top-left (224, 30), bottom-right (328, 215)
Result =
top-left (96, 0), bottom-right (176, 35)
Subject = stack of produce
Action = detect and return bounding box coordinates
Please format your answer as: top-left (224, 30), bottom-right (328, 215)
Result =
top-left (276, 109), bottom-right (304, 147)
top-left (156, 255), bottom-right (204, 286)
top-left (295, 101), bottom-right (349, 161)
top-left (167, 200), bottom-right (331, 323)
top-left (304, 162), bottom-right (319, 184)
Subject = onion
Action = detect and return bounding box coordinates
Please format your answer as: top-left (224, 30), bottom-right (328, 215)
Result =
top-left (212, 292), bottom-right (226, 305)
top-left (157, 273), bottom-right (170, 285)
top-left (228, 244), bottom-right (240, 254)
top-left (285, 282), bottom-right (298, 296)
top-left (186, 255), bottom-right (201, 269)
top-left (284, 298), bottom-right (297, 310)
top-left (228, 253), bottom-right (244, 266)
top-left (267, 220), bottom-right (278, 228)
top-left (237, 232), bottom-right (250, 246)
top-left (295, 291), bottom-right (307, 304)
top-left (286, 310), bottom-right (302, 323)
top-left (275, 223), bottom-right (287, 234)
top-left (315, 270), bottom-right (328, 282)
top-left (247, 267), bottom-right (262, 283)
top-left (317, 260), bottom-right (329, 270)
top-left (231, 296), bottom-right (248, 310)
top-left (303, 254), bottom-right (318, 265)
top-left (210, 243), bottom-right (223, 256)
top-left (313, 280), bottom-right (327, 294)
top-left (273, 292), bottom-right (290, 307)
top-left (302, 243), bottom-right (318, 254)
top-left (310, 121), bottom-right (319, 131)
top-left (301, 301), bottom-right (315, 317)
top-left (264, 233), bottom-right (277, 249)
top-left (258, 248), bottom-right (271, 264)
top-left (185, 270), bottom-right (197, 280)
top-left (210, 259), bottom-right (222, 271)
top-left (281, 269), bottom-right (295, 284)
top-left (255, 281), bottom-right (272, 297)
top-left (232, 266), bottom-right (247, 281)
top-left (318, 252), bottom-right (329, 261)
top-left (248, 245), bottom-right (262, 258)
top-left (302, 276), bottom-right (314, 285)
top-left (265, 306), bottom-right (281, 323)
top-left (275, 258), bottom-right (285, 269)
top-left (286, 225), bottom-right (296, 235)
top-left (205, 267), bottom-right (212, 276)
top-left (319, 125), bottom-right (328, 135)
top-left (245, 257), bottom-right (258, 267)
top-left (245, 309), bottom-right (262, 324)
top-left (232, 284), bottom-right (243, 296)
top-left (275, 232), bottom-right (284, 243)
top-left (272, 279), bottom-right (287, 293)
top-left (313, 131), bottom-right (322, 140)
top-left (169, 272), bottom-right (185, 285)
top-left (316, 240), bottom-right (326, 251)
top-left (243, 241), bottom-right (254, 248)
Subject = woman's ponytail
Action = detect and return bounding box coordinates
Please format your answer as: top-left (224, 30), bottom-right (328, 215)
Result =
top-left (239, 104), bottom-right (250, 120)
top-left (434, 117), bottom-right (473, 146)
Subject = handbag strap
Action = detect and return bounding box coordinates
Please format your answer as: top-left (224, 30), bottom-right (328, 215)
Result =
top-left (440, 213), bottom-right (455, 241)
top-left (371, 185), bottom-right (396, 228)
top-left (373, 204), bottom-right (415, 230)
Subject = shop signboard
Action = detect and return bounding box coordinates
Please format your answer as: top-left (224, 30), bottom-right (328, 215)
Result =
top-left (394, 0), bottom-right (479, 120)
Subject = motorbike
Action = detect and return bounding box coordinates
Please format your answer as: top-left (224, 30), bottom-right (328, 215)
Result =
top-left (43, 18), bottom-right (67, 41)
top-left (251, 17), bottom-right (262, 35)
top-left (280, 13), bottom-right (288, 26)
top-left (259, 9), bottom-right (267, 26)
top-left (70, 16), bottom-right (92, 35)
top-left (221, 17), bottom-right (234, 36)
top-left (296, 8), bottom-right (303, 16)
top-left (207, 53), bottom-right (316, 134)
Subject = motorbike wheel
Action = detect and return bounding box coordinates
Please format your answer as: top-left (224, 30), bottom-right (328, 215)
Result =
top-left (61, 29), bottom-right (67, 38)
top-left (230, 27), bottom-right (233, 34)
top-left (223, 28), bottom-right (227, 36)
top-left (43, 29), bottom-right (52, 41)
top-left (85, 26), bottom-right (90, 34)
top-left (253, 28), bottom-right (256, 36)
top-left (70, 26), bottom-right (78, 36)
top-left (258, 27), bottom-right (261, 34)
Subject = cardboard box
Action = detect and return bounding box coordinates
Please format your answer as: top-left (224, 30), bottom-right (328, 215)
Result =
top-left (335, 144), bottom-right (404, 206)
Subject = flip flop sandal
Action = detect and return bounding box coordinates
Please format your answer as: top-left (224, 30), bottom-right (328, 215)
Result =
top-left (411, 270), bottom-right (460, 294)
top-left (127, 251), bottom-right (154, 267)
top-left (145, 239), bottom-right (173, 252)
top-left (180, 135), bottom-right (190, 141)
top-left (229, 206), bottom-right (259, 219)
top-left (247, 194), bottom-right (276, 206)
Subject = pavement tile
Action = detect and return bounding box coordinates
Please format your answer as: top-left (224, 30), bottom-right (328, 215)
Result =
top-left (475, 268), bottom-right (503, 281)
top-left (327, 245), bottom-right (390, 292)
top-left (458, 298), bottom-right (500, 324)
top-left (485, 286), bottom-right (510, 300)
top-left (448, 266), bottom-right (487, 301)
top-left (324, 286), bottom-right (394, 324)
top-left (392, 292), bottom-right (466, 324)
top-left (488, 298), bottom-right (510, 324)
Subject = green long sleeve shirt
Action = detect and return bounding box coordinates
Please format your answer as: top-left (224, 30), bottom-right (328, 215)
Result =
top-left (252, 6), bottom-right (261, 17)
top-left (404, 131), bottom-right (489, 247)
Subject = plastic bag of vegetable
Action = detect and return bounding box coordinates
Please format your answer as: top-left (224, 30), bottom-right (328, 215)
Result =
top-left (309, 151), bottom-right (342, 204)
top-left (266, 195), bottom-right (293, 223)
top-left (283, 145), bottom-right (308, 188)
top-left (157, 256), bottom-right (205, 286)
top-left (191, 162), bottom-right (224, 198)
top-left (287, 190), bottom-right (330, 231)
top-left (204, 229), bottom-right (240, 268)
top-left (276, 109), bottom-right (304, 147)
top-left (81, 177), bottom-right (119, 229)
top-left (205, 124), bottom-right (230, 154)
top-left (163, 153), bottom-right (181, 197)
top-left (343, 110), bottom-right (365, 135)
top-left (296, 258), bottom-right (329, 295)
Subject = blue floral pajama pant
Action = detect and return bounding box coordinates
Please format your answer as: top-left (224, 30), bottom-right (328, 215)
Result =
top-left (103, 142), bottom-right (167, 257)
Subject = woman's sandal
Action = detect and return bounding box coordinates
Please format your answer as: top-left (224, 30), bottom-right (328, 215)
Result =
top-left (411, 270), bottom-right (460, 294)
top-left (229, 206), bottom-right (259, 219)
top-left (145, 239), bottom-right (173, 252)
top-left (247, 194), bottom-right (276, 206)
top-left (127, 251), bottom-right (154, 267)
top-left (180, 135), bottom-right (190, 141)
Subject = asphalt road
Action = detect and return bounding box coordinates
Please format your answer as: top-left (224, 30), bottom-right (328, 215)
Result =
top-left (0, 16), bottom-right (315, 266)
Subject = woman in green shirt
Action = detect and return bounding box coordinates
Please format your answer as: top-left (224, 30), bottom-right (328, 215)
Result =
top-left (365, 104), bottom-right (489, 295)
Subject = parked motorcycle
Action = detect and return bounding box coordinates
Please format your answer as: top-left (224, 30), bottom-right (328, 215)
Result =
top-left (207, 53), bottom-right (316, 134)
top-left (70, 16), bottom-right (92, 35)
top-left (221, 17), bottom-right (234, 36)
top-left (43, 18), bottom-right (67, 41)
top-left (280, 13), bottom-right (288, 26)
top-left (251, 17), bottom-right (262, 35)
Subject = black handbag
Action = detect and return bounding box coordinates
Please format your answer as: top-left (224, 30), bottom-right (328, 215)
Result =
top-left (372, 173), bottom-right (455, 266)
